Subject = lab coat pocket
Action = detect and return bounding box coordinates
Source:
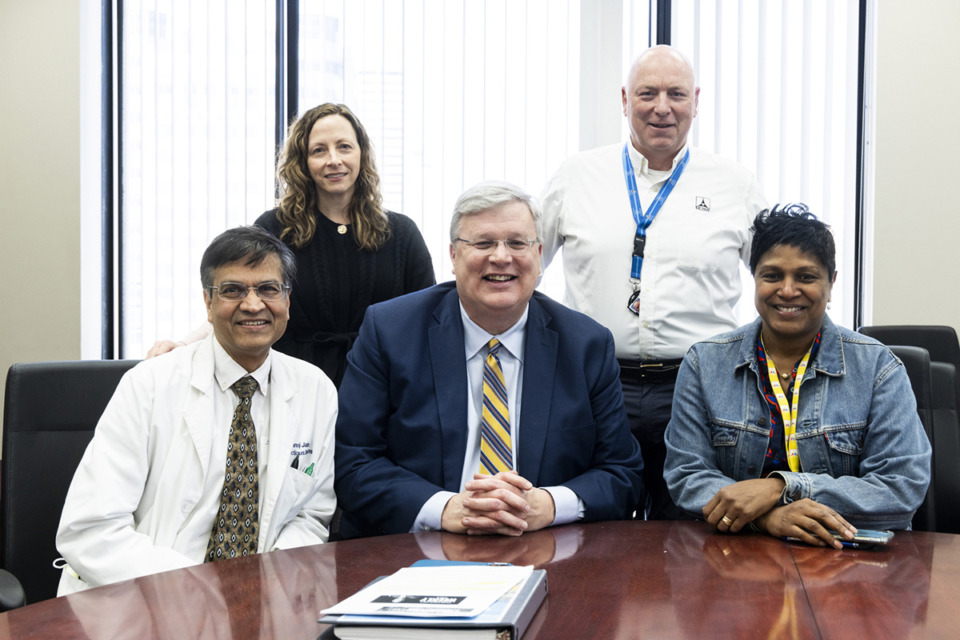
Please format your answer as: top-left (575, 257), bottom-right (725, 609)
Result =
top-left (273, 466), bottom-right (318, 524)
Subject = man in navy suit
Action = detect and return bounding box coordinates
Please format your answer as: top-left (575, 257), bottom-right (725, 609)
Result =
top-left (335, 181), bottom-right (643, 538)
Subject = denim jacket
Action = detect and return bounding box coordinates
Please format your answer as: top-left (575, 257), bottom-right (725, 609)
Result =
top-left (664, 315), bottom-right (931, 530)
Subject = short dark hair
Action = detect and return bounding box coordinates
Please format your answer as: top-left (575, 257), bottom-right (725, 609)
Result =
top-left (749, 204), bottom-right (836, 276)
top-left (200, 226), bottom-right (297, 289)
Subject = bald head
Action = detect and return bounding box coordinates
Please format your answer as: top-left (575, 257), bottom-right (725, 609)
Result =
top-left (622, 45), bottom-right (699, 170)
top-left (625, 45), bottom-right (695, 86)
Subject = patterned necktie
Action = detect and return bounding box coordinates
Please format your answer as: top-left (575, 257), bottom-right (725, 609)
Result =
top-left (479, 339), bottom-right (513, 474)
top-left (206, 376), bottom-right (260, 562)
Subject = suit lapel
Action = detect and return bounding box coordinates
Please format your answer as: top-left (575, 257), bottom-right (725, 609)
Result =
top-left (518, 297), bottom-right (557, 483)
top-left (428, 289), bottom-right (470, 491)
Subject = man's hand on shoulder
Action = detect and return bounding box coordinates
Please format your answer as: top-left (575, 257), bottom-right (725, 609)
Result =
top-left (441, 471), bottom-right (556, 536)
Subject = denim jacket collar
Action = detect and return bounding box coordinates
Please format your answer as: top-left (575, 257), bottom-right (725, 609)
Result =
top-left (734, 314), bottom-right (846, 379)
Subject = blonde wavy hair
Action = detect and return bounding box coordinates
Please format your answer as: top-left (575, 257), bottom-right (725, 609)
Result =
top-left (275, 103), bottom-right (389, 250)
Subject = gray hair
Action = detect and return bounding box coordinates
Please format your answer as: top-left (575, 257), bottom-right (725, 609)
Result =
top-left (200, 225), bottom-right (297, 289)
top-left (449, 181), bottom-right (542, 242)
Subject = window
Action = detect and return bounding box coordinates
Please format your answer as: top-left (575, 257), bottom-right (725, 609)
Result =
top-left (115, 0), bottom-right (580, 357)
top-left (107, 0), bottom-right (865, 356)
top-left (669, 0), bottom-right (862, 329)
top-left (296, 0), bottom-right (581, 281)
top-left (118, 1), bottom-right (277, 356)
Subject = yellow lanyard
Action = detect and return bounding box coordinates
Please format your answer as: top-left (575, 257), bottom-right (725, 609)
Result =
top-left (762, 338), bottom-right (814, 472)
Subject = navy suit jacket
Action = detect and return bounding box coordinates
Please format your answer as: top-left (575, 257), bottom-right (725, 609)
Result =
top-left (334, 282), bottom-right (643, 538)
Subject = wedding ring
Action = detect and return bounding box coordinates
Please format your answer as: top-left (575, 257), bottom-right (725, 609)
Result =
top-left (721, 515), bottom-right (734, 526)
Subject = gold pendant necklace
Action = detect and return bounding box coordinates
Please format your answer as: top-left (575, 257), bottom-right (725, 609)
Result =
top-left (337, 224), bottom-right (348, 235)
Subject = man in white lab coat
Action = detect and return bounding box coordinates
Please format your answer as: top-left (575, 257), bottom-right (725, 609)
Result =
top-left (56, 226), bottom-right (337, 594)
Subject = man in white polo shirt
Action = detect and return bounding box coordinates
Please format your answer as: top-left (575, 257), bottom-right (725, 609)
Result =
top-left (540, 45), bottom-right (767, 519)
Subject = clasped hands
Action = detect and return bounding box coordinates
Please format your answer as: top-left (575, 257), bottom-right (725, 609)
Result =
top-left (441, 471), bottom-right (556, 536)
top-left (703, 477), bottom-right (857, 550)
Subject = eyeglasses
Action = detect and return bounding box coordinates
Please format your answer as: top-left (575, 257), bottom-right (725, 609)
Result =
top-left (454, 237), bottom-right (539, 255)
top-left (208, 281), bottom-right (290, 302)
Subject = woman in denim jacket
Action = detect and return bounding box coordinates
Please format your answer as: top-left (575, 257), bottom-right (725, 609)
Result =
top-left (664, 205), bottom-right (931, 548)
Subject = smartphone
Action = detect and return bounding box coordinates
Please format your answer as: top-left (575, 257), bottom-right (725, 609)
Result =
top-left (830, 529), bottom-right (894, 548)
top-left (784, 529), bottom-right (894, 549)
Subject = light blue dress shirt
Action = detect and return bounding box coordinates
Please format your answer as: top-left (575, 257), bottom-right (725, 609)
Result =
top-left (412, 303), bottom-right (583, 531)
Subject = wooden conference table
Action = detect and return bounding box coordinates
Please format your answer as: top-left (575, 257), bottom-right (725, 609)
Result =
top-left (1, 520), bottom-right (958, 639)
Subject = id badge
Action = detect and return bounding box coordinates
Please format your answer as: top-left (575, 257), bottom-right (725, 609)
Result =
top-left (627, 288), bottom-right (641, 315)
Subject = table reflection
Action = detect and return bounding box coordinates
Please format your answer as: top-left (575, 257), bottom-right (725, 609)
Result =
top-left (795, 535), bottom-right (932, 638)
top-left (54, 545), bottom-right (339, 640)
top-left (2, 522), bottom-right (958, 640)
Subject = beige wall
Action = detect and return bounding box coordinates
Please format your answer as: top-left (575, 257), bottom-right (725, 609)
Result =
top-left (873, 1), bottom-right (960, 331)
top-left (0, 1), bottom-right (82, 440)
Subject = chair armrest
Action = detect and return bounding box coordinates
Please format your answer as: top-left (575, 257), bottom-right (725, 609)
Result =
top-left (0, 569), bottom-right (26, 611)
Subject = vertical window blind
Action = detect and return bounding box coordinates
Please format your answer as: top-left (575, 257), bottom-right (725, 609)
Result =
top-left (669, 0), bottom-right (861, 328)
top-left (119, 0), bottom-right (580, 357)
top-left (296, 0), bottom-right (582, 280)
top-left (120, 1), bottom-right (277, 356)
top-left (115, 0), bottom-right (862, 356)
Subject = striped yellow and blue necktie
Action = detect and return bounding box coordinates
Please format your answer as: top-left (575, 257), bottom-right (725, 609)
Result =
top-left (479, 339), bottom-right (513, 474)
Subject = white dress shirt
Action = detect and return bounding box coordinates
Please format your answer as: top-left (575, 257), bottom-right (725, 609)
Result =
top-left (412, 304), bottom-right (582, 531)
top-left (541, 142), bottom-right (767, 360)
top-left (182, 338), bottom-right (273, 558)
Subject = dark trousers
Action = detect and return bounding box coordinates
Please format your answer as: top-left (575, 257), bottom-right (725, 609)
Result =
top-left (619, 365), bottom-right (690, 521)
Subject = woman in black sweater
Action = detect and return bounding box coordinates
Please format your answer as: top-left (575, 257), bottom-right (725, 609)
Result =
top-left (149, 103), bottom-right (434, 387)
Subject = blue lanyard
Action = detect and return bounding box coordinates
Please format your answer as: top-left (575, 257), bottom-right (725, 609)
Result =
top-left (622, 143), bottom-right (690, 280)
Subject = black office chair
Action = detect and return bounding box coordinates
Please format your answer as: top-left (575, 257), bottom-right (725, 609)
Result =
top-left (0, 569), bottom-right (25, 610)
top-left (930, 362), bottom-right (960, 534)
top-left (859, 325), bottom-right (960, 374)
top-left (859, 325), bottom-right (960, 421)
top-left (0, 360), bottom-right (138, 609)
top-left (886, 346), bottom-right (936, 532)
top-left (860, 325), bottom-right (960, 533)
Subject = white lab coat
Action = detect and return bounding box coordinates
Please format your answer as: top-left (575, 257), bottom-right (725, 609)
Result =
top-left (55, 335), bottom-right (337, 594)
